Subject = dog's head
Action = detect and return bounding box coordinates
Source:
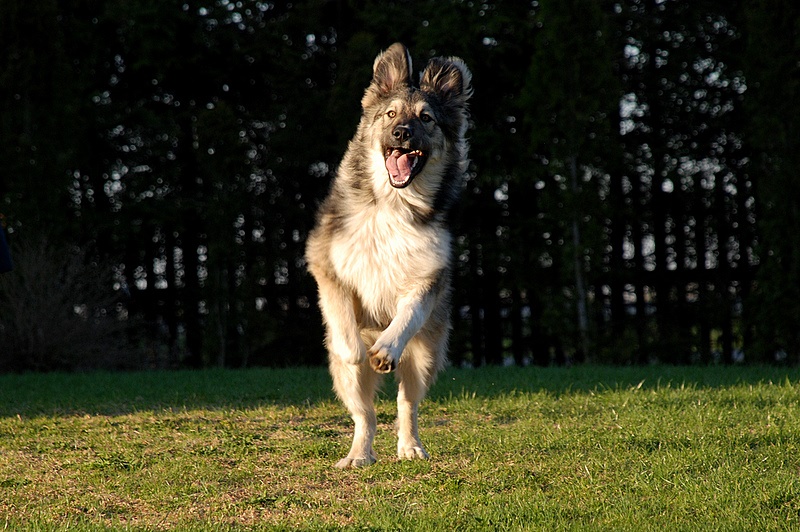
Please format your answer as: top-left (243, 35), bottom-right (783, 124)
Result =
top-left (360, 43), bottom-right (472, 190)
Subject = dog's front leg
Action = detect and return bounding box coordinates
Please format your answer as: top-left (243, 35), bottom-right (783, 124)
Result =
top-left (313, 272), bottom-right (366, 365)
top-left (368, 284), bottom-right (437, 373)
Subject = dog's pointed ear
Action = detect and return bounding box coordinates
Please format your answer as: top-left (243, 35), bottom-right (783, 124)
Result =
top-left (420, 56), bottom-right (473, 105)
top-left (362, 43), bottom-right (413, 109)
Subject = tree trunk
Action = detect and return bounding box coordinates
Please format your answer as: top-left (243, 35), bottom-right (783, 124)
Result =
top-left (510, 287), bottom-right (525, 366)
top-left (569, 154), bottom-right (590, 361)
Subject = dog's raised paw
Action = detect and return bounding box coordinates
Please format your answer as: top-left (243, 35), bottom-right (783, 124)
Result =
top-left (334, 455), bottom-right (376, 469)
top-left (368, 347), bottom-right (396, 373)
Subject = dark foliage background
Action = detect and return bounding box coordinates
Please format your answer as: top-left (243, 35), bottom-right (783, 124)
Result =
top-left (1, 0), bottom-right (798, 370)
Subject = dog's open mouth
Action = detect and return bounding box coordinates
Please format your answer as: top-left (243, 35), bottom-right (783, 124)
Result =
top-left (385, 148), bottom-right (427, 188)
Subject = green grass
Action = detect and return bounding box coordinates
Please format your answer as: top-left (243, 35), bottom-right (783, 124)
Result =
top-left (1, 365), bottom-right (799, 530)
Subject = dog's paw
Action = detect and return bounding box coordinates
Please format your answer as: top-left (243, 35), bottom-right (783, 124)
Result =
top-left (368, 346), bottom-right (397, 373)
top-left (398, 444), bottom-right (429, 460)
top-left (334, 455), bottom-right (376, 469)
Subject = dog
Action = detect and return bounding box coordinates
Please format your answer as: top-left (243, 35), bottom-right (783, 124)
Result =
top-left (305, 43), bottom-right (472, 468)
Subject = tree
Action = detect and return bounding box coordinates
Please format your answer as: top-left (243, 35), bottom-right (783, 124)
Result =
top-left (520, 0), bottom-right (620, 362)
top-left (743, 0), bottom-right (800, 362)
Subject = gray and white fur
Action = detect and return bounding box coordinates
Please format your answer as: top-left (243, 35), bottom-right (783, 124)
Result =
top-left (305, 43), bottom-right (472, 468)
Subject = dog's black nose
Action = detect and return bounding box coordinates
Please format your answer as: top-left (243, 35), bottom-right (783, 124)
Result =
top-left (392, 125), bottom-right (412, 142)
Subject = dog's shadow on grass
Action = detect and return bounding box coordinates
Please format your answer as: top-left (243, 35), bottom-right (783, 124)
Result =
top-left (1, 364), bottom-right (799, 418)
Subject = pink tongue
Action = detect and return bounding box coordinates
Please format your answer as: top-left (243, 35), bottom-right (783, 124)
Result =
top-left (386, 150), bottom-right (414, 184)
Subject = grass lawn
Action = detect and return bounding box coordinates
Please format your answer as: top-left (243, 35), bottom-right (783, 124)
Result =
top-left (1, 364), bottom-right (799, 530)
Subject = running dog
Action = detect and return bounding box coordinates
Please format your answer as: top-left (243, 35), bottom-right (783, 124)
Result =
top-left (305, 43), bottom-right (472, 468)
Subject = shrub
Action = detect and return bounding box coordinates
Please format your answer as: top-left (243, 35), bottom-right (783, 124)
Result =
top-left (0, 235), bottom-right (142, 371)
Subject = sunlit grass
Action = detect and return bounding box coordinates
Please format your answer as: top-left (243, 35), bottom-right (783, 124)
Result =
top-left (1, 365), bottom-right (799, 530)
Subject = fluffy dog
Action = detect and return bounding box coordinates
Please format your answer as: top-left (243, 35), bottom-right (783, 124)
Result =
top-left (305, 43), bottom-right (472, 467)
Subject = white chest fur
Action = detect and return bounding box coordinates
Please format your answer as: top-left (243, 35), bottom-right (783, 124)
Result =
top-left (329, 201), bottom-right (451, 323)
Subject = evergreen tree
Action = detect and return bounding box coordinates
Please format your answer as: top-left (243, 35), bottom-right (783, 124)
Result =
top-left (743, 0), bottom-right (800, 362)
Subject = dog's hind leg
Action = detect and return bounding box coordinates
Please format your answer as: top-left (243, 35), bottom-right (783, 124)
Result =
top-left (395, 330), bottom-right (447, 460)
top-left (329, 354), bottom-right (381, 468)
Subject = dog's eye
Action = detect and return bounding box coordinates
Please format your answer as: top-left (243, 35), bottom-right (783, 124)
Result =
top-left (387, 110), bottom-right (397, 118)
top-left (420, 113), bottom-right (433, 123)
